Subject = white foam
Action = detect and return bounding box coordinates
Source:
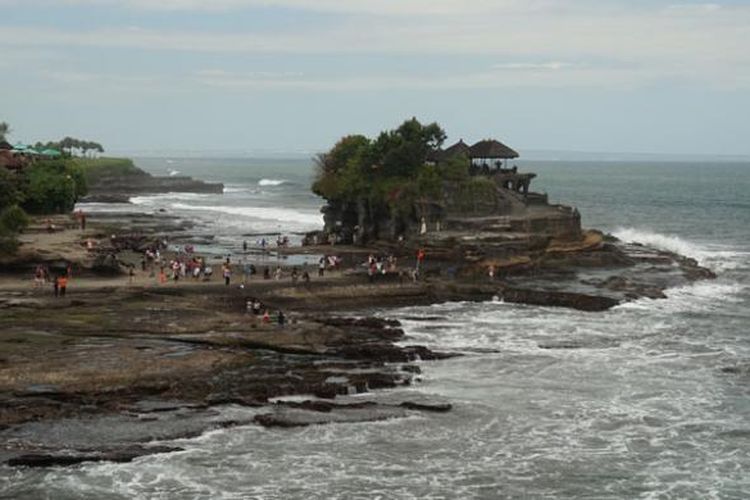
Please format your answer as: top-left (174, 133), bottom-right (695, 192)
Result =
top-left (258, 178), bottom-right (286, 187)
top-left (130, 192), bottom-right (212, 205)
top-left (170, 202), bottom-right (322, 227)
top-left (617, 280), bottom-right (747, 313)
top-left (612, 227), bottom-right (747, 272)
top-left (613, 228), bottom-right (706, 261)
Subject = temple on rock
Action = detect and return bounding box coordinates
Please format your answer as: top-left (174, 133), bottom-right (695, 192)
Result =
top-left (430, 138), bottom-right (539, 198)
top-left (309, 122), bottom-right (581, 246)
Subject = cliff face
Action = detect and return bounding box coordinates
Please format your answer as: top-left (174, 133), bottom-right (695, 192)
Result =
top-left (314, 179), bottom-right (581, 246)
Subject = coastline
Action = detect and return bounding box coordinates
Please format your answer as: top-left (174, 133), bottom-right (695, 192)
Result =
top-left (0, 200), bottom-right (719, 467)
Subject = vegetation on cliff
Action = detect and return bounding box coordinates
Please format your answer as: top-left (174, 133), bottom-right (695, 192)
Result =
top-left (313, 118), bottom-right (447, 207)
top-left (311, 118), bottom-right (504, 242)
top-left (0, 158), bottom-right (89, 254)
top-left (70, 157), bottom-right (143, 184)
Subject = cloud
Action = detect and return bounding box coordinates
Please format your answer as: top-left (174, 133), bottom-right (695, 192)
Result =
top-left (0, 1), bottom-right (748, 89)
top-left (493, 62), bottom-right (579, 71)
top-left (0, 0), bottom-right (557, 15)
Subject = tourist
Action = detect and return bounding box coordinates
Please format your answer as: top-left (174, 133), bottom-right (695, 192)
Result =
top-left (291, 267), bottom-right (299, 284)
top-left (420, 217), bottom-right (427, 235)
top-left (243, 240), bottom-right (248, 252)
top-left (277, 310), bottom-right (286, 327)
top-left (368, 261), bottom-right (376, 283)
top-left (262, 309), bottom-right (271, 324)
top-left (159, 267), bottom-right (167, 284)
top-left (53, 275), bottom-right (60, 296)
top-left (318, 256), bottom-right (326, 277)
top-left (222, 263), bottom-right (231, 286)
top-left (416, 248), bottom-right (426, 271)
top-left (274, 266), bottom-right (282, 281)
top-left (252, 299), bottom-right (262, 315)
top-left (488, 265), bottom-right (496, 281)
top-left (33, 265), bottom-right (45, 288)
top-left (57, 274), bottom-right (68, 297)
top-left (263, 267), bottom-right (271, 280)
top-left (302, 271), bottom-right (310, 284)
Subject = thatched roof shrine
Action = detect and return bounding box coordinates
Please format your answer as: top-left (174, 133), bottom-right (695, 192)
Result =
top-left (469, 139), bottom-right (519, 160)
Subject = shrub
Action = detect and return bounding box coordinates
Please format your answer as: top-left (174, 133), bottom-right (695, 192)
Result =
top-left (21, 160), bottom-right (80, 214)
top-left (0, 205), bottom-right (29, 233)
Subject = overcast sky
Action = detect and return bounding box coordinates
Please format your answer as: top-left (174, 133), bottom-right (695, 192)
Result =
top-left (1, 0), bottom-right (749, 157)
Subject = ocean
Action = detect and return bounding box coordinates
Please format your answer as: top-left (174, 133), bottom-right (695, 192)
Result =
top-left (4, 158), bottom-right (750, 499)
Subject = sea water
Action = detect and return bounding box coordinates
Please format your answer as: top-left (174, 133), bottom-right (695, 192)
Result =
top-left (3, 159), bottom-right (749, 499)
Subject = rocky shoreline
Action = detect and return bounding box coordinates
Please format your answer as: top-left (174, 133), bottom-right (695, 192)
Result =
top-left (0, 206), bottom-right (717, 468)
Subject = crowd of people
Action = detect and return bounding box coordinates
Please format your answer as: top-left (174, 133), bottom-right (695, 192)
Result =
top-left (30, 228), bottom-right (436, 333)
top-left (245, 297), bottom-right (286, 326)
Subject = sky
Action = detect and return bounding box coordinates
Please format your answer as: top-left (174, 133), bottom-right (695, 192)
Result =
top-left (1, 0), bottom-right (749, 157)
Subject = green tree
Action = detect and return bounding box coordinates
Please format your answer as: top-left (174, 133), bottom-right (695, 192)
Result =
top-left (441, 153), bottom-right (471, 183)
top-left (21, 159), bottom-right (86, 214)
top-left (312, 134), bottom-right (372, 200)
top-left (0, 205), bottom-right (29, 233)
top-left (0, 122), bottom-right (9, 142)
top-left (0, 168), bottom-right (23, 209)
top-left (371, 118), bottom-right (446, 178)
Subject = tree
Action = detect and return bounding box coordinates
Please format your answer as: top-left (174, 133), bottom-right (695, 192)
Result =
top-left (371, 118), bottom-right (446, 178)
top-left (0, 168), bottom-right (23, 209)
top-left (0, 122), bottom-right (9, 142)
top-left (21, 159), bottom-right (87, 214)
top-left (312, 134), bottom-right (372, 200)
top-left (441, 153), bottom-right (471, 183)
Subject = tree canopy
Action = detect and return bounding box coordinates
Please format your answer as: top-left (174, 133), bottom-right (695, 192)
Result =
top-left (0, 122), bottom-right (10, 142)
top-left (312, 118), bottom-right (447, 206)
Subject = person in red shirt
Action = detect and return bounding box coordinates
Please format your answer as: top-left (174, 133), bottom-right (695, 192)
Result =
top-left (57, 275), bottom-right (68, 297)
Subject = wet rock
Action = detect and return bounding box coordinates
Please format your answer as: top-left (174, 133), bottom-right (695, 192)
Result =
top-left (319, 317), bottom-right (402, 329)
top-left (254, 405), bottom-right (408, 428)
top-left (13, 385), bottom-right (63, 398)
top-left (6, 445), bottom-right (182, 468)
top-left (498, 286), bottom-right (620, 311)
top-left (125, 400), bottom-right (207, 413)
top-left (399, 401), bottom-right (452, 412)
top-left (79, 194), bottom-right (132, 204)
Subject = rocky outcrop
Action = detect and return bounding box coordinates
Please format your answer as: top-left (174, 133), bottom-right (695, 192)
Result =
top-left (81, 161), bottom-right (223, 202)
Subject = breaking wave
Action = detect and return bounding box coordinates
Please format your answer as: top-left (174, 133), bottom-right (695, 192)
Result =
top-left (612, 227), bottom-right (747, 272)
top-left (170, 202), bottom-right (322, 227)
top-left (258, 179), bottom-right (286, 187)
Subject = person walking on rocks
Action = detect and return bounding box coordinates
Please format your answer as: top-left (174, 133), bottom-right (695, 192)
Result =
top-left (57, 274), bottom-right (68, 297)
top-left (222, 263), bottom-right (231, 286)
top-left (318, 256), bottom-right (326, 277)
top-left (416, 248), bottom-right (426, 271)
